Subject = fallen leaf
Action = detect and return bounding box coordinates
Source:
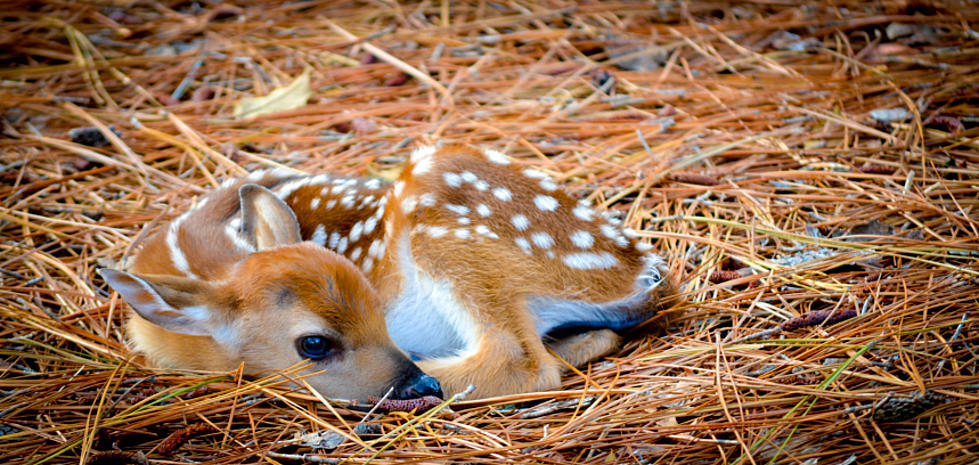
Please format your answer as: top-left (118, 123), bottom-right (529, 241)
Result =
top-left (234, 70), bottom-right (311, 120)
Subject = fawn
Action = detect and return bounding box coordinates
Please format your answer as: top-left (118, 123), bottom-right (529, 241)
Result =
top-left (101, 145), bottom-right (674, 401)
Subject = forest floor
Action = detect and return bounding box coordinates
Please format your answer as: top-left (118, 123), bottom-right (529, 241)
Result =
top-left (1, 1), bottom-right (978, 464)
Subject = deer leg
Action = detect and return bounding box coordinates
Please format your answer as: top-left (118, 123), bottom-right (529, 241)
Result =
top-left (545, 329), bottom-right (621, 369)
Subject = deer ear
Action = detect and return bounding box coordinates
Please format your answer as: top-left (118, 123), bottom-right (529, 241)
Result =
top-left (99, 269), bottom-right (216, 336)
top-left (238, 184), bottom-right (302, 250)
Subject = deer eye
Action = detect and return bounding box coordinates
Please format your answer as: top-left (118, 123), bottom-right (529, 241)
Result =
top-left (296, 335), bottom-right (340, 361)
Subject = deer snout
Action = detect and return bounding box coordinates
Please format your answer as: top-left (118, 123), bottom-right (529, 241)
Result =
top-left (392, 364), bottom-right (443, 399)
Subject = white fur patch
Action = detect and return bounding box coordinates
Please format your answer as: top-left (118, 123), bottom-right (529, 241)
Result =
top-left (224, 217), bottom-right (255, 252)
top-left (534, 194), bottom-right (559, 211)
top-left (311, 224), bottom-right (328, 247)
top-left (570, 230), bottom-right (594, 249)
top-left (531, 232), bottom-right (554, 249)
top-left (310, 197), bottom-right (320, 210)
top-left (401, 196), bottom-right (418, 214)
top-left (166, 216), bottom-right (199, 279)
top-left (349, 221), bottom-right (364, 242)
top-left (475, 204), bottom-right (491, 217)
top-left (475, 224), bottom-right (499, 239)
top-left (275, 177), bottom-right (312, 199)
top-left (511, 214), bottom-right (530, 231)
top-left (483, 149), bottom-right (510, 164)
top-left (562, 252), bottom-right (620, 269)
top-left (515, 237), bottom-right (532, 254)
top-left (445, 204), bottom-right (470, 215)
top-left (410, 145), bottom-right (437, 162)
top-left (419, 193), bottom-right (437, 207)
top-left (492, 187), bottom-right (512, 201)
top-left (364, 215), bottom-right (379, 234)
top-left (635, 241), bottom-right (654, 252)
top-left (461, 171), bottom-right (478, 183)
top-left (386, 232), bottom-right (479, 359)
top-left (425, 225), bottom-right (448, 238)
top-left (523, 169), bottom-right (548, 179)
top-left (443, 172), bottom-right (462, 188)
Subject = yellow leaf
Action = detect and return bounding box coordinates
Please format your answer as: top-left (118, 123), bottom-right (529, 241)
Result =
top-left (234, 70), bottom-right (311, 120)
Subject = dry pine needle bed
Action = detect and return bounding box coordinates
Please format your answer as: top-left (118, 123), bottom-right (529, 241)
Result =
top-left (1, 1), bottom-right (978, 464)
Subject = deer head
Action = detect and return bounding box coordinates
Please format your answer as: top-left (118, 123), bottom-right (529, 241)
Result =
top-left (101, 184), bottom-right (442, 402)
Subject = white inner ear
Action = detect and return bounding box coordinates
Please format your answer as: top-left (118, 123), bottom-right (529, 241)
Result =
top-left (101, 269), bottom-right (214, 337)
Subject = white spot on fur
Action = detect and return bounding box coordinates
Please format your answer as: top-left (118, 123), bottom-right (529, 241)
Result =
top-left (573, 205), bottom-right (594, 221)
top-left (461, 171), bottom-right (477, 183)
top-left (600, 224), bottom-right (619, 239)
top-left (310, 197), bottom-right (320, 210)
top-left (362, 257), bottom-right (374, 273)
top-left (511, 214), bottom-right (530, 231)
top-left (570, 230), bottom-right (594, 249)
top-left (562, 252), bottom-right (619, 269)
top-left (401, 196), bottom-right (418, 214)
top-left (410, 145), bottom-right (437, 162)
top-left (636, 242), bottom-right (654, 252)
top-left (425, 225), bottom-right (448, 238)
top-left (311, 224), bottom-right (327, 246)
top-left (326, 199), bottom-right (337, 209)
top-left (534, 194), bottom-right (559, 211)
top-left (349, 246), bottom-right (362, 261)
top-left (457, 216), bottom-right (471, 225)
top-left (336, 237), bottom-right (349, 254)
top-left (523, 169), bottom-right (548, 179)
top-left (368, 239), bottom-right (384, 258)
top-left (454, 228), bottom-right (471, 239)
top-left (393, 181), bottom-right (406, 198)
top-left (445, 204), bottom-right (470, 215)
top-left (364, 216), bottom-right (378, 234)
top-left (483, 149), bottom-right (510, 164)
top-left (514, 237), bottom-right (532, 255)
top-left (364, 178), bottom-right (382, 190)
top-left (350, 221), bottom-right (364, 242)
top-left (493, 187), bottom-right (512, 201)
top-left (329, 231), bottom-right (340, 249)
top-left (540, 179), bottom-right (558, 191)
top-left (419, 193), bottom-right (437, 207)
top-left (443, 172), bottom-right (462, 188)
top-left (340, 195), bottom-right (356, 209)
top-left (475, 204), bottom-right (491, 217)
top-left (475, 224), bottom-right (499, 239)
top-left (531, 232), bottom-right (554, 249)
top-left (473, 180), bottom-right (489, 191)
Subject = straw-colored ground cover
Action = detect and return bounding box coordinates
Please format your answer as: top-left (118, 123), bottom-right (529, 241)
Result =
top-left (2, 1), bottom-right (977, 463)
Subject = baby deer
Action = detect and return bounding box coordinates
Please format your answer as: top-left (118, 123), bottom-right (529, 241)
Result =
top-left (101, 145), bottom-right (673, 400)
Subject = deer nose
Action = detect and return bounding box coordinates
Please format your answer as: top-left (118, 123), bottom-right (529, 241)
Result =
top-left (393, 371), bottom-right (443, 400)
